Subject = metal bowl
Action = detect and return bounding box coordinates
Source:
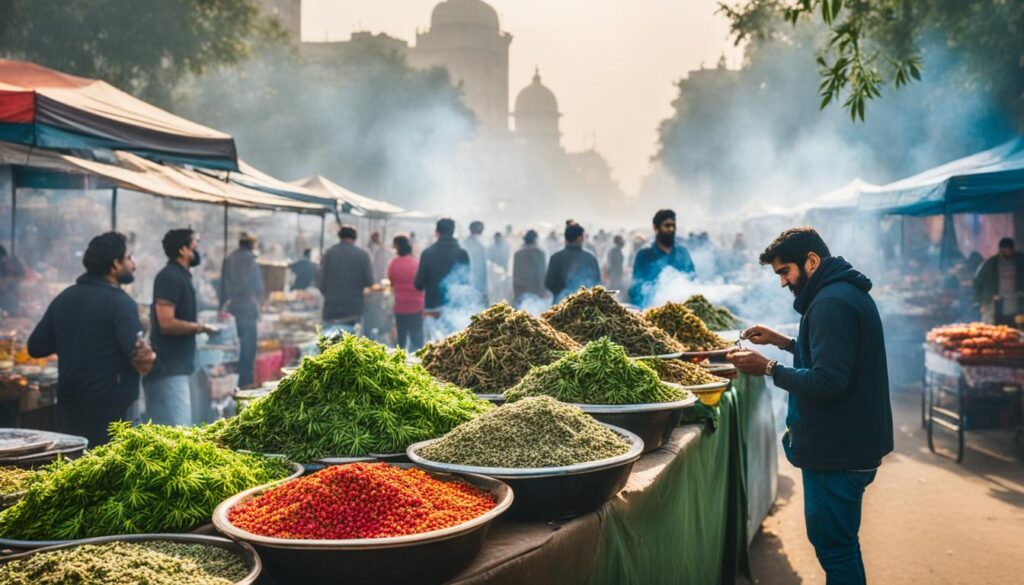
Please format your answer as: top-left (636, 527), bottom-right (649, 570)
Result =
top-left (0, 533), bottom-right (262, 584)
top-left (700, 363), bottom-right (738, 380)
top-left (576, 395), bottom-right (697, 453)
top-left (678, 347), bottom-right (734, 362)
top-left (474, 393), bottom-right (506, 406)
top-left (212, 463), bottom-right (512, 585)
top-left (681, 379), bottom-right (731, 407)
top-left (408, 424), bottom-right (643, 521)
top-left (0, 429), bottom-right (88, 468)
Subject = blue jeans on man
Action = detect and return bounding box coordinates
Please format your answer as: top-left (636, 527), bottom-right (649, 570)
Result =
top-left (802, 469), bottom-right (877, 585)
top-left (143, 375), bottom-right (192, 426)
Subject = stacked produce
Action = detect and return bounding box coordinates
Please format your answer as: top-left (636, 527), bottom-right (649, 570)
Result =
top-left (211, 334), bottom-right (493, 461)
top-left (0, 541), bottom-right (249, 585)
top-left (0, 466), bottom-right (34, 496)
top-left (418, 396), bottom-right (631, 467)
top-left (504, 338), bottom-right (688, 405)
top-left (227, 463), bottom-right (495, 539)
top-left (417, 302), bottom-right (581, 393)
top-left (644, 302), bottom-right (731, 351)
top-left (644, 358), bottom-right (723, 386)
top-left (926, 323), bottom-right (1024, 360)
top-left (0, 423), bottom-right (291, 540)
top-left (683, 295), bottom-right (744, 331)
top-left (542, 286), bottom-right (684, 356)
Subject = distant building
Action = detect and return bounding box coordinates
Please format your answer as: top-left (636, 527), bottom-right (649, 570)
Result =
top-left (302, 31), bottom-right (409, 64)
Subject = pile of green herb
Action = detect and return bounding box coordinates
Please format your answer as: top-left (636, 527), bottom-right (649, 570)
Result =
top-left (418, 396), bottom-right (630, 467)
top-left (212, 334), bottom-right (493, 461)
top-left (683, 295), bottom-right (744, 331)
top-left (0, 540), bottom-right (248, 585)
top-left (0, 466), bottom-right (34, 496)
top-left (417, 302), bottom-right (581, 393)
top-left (504, 338), bottom-right (688, 405)
top-left (643, 358), bottom-right (723, 386)
top-left (542, 286), bottom-right (684, 356)
top-left (644, 302), bottom-right (731, 350)
top-left (0, 423), bottom-right (291, 540)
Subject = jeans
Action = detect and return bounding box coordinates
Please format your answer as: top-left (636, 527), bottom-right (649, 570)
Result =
top-left (143, 375), bottom-right (192, 426)
top-left (395, 313), bottom-right (424, 351)
top-left (234, 315), bottom-right (258, 388)
top-left (803, 468), bottom-right (878, 585)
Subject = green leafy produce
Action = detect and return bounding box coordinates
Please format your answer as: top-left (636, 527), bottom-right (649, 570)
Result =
top-left (0, 540), bottom-right (248, 585)
top-left (504, 338), bottom-right (688, 405)
top-left (0, 466), bottom-right (35, 495)
top-left (212, 334), bottom-right (493, 461)
top-left (644, 302), bottom-right (731, 350)
top-left (417, 302), bottom-right (581, 393)
top-left (543, 286), bottom-right (684, 356)
top-left (418, 396), bottom-right (630, 467)
top-left (643, 358), bottom-right (723, 386)
top-left (0, 424), bottom-right (291, 540)
top-left (683, 295), bottom-right (744, 331)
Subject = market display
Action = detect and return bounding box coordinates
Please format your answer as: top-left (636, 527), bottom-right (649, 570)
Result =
top-left (416, 302), bottom-right (582, 393)
top-left (926, 323), bottom-right (1024, 361)
top-left (683, 295), bottom-right (744, 331)
top-left (504, 338), bottom-right (688, 405)
top-left (227, 463), bottom-right (496, 540)
top-left (0, 540), bottom-right (249, 585)
top-left (644, 302), bottom-right (731, 351)
top-left (418, 396), bottom-right (631, 467)
top-left (0, 423), bottom-right (292, 540)
top-left (542, 287), bottom-right (684, 356)
top-left (645, 358), bottom-right (723, 386)
top-left (211, 334), bottom-right (493, 461)
top-left (0, 466), bottom-right (34, 496)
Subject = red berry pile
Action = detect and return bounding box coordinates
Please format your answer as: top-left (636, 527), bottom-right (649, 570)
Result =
top-left (227, 463), bottom-right (496, 539)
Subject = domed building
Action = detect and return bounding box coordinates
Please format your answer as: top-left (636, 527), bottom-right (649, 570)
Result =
top-left (514, 68), bottom-right (561, 151)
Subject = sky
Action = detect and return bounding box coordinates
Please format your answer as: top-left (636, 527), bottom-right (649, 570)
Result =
top-left (301, 0), bottom-right (744, 195)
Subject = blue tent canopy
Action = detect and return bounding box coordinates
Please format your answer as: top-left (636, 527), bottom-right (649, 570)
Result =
top-left (858, 138), bottom-right (1024, 215)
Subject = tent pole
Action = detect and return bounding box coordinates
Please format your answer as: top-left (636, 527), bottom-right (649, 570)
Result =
top-left (319, 213), bottom-right (326, 257)
top-left (111, 187), bottom-right (118, 231)
top-left (220, 203), bottom-right (229, 307)
top-left (8, 175), bottom-right (14, 257)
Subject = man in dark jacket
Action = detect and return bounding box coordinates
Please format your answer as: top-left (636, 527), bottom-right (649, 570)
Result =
top-left (414, 218), bottom-right (470, 312)
top-left (727, 227), bottom-right (892, 585)
top-left (512, 230), bottom-right (547, 304)
top-left (545, 221), bottom-right (600, 303)
top-left (318, 225), bottom-right (375, 325)
top-left (222, 232), bottom-right (265, 387)
top-left (290, 249), bottom-right (317, 290)
top-left (973, 237), bottom-right (1024, 324)
top-left (29, 232), bottom-right (156, 446)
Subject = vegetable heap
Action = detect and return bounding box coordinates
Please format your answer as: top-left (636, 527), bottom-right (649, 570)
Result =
top-left (644, 358), bottom-right (723, 386)
top-left (504, 338), bottom-right (688, 405)
top-left (0, 540), bottom-right (249, 585)
top-left (683, 295), bottom-right (744, 331)
top-left (212, 334), bottom-right (493, 461)
top-left (0, 423), bottom-right (291, 540)
top-left (0, 466), bottom-right (34, 496)
top-left (542, 286), bottom-right (684, 356)
top-left (228, 463), bottom-right (495, 539)
top-left (644, 302), bottom-right (731, 351)
top-left (417, 302), bottom-right (581, 393)
top-left (418, 396), bottom-right (630, 468)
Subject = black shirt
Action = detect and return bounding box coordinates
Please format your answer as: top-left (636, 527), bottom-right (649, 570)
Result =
top-left (290, 258), bottom-right (317, 290)
top-left (147, 261), bottom-right (198, 380)
top-left (28, 274), bottom-right (142, 414)
top-left (414, 237), bottom-right (470, 310)
top-left (545, 244), bottom-right (600, 303)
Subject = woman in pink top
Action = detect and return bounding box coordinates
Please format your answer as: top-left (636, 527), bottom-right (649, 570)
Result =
top-left (387, 234), bottom-right (425, 350)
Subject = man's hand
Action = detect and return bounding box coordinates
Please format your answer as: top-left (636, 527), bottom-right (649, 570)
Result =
top-left (726, 349), bottom-right (771, 376)
top-left (131, 339), bottom-right (157, 375)
top-left (198, 323), bottom-right (217, 335)
top-left (741, 324), bottom-right (791, 349)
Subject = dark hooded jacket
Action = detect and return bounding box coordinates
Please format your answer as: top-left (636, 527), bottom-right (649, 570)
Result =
top-left (772, 257), bottom-right (893, 471)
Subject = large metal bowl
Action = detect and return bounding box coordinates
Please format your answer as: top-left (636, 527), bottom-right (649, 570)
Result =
top-left (212, 463), bottom-right (512, 585)
top-left (408, 424), bottom-right (643, 521)
top-left (0, 533), bottom-right (262, 584)
top-left (576, 394), bottom-right (697, 453)
top-left (0, 429), bottom-right (88, 468)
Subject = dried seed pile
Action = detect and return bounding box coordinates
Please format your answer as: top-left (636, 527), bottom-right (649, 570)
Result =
top-left (683, 295), bottom-right (744, 331)
top-left (0, 540), bottom-right (249, 585)
top-left (0, 466), bottom-right (34, 495)
top-left (542, 286), bottom-right (684, 356)
top-left (212, 334), bottom-right (493, 462)
top-left (0, 424), bottom-right (291, 541)
top-left (228, 463), bottom-right (495, 539)
top-left (418, 396), bottom-right (630, 467)
top-left (643, 358), bottom-right (723, 386)
top-left (504, 338), bottom-right (687, 405)
top-left (417, 302), bottom-right (581, 393)
top-left (644, 302), bottom-right (731, 351)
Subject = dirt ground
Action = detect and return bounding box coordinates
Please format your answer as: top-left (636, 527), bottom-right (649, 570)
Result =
top-left (743, 391), bottom-right (1024, 585)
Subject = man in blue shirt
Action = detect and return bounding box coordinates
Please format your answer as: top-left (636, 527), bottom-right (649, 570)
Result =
top-left (629, 209), bottom-right (694, 306)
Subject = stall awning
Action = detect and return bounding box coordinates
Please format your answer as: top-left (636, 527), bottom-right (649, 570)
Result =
top-left (217, 161), bottom-right (338, 209)
top-left (292, 174), bottom-right (405, 218)
top-left (0, 60), bottom-right (238, 171)
top-left (858, 137), bottom-right (1024, 215)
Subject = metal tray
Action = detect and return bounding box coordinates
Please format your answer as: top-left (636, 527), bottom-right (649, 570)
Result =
top-left (0, 533), bottom-right (262, 584)
top-left (576, 396), bottom-right (697, 453)
top-left (0, 429), bottom-right (88, 467)
top-left (212, 463), bottom-right (512, 585)
top-left (474, 393), bottom-right (506, 406)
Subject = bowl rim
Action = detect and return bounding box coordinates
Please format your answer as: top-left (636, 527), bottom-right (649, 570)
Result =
top-left (571, 393), bottom-right (698, 413)
top-left (672, 379), bottom-right (731, 394)
top-left (407, 422), bottom-right (645, 478)
top-left (212, 463), bottom-right (513, 550)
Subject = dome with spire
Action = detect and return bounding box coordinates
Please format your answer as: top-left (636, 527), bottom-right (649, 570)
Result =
top-left (515, 68), bottom-right (559, 116)
top-left (430, 0), bottom-right (500, 31)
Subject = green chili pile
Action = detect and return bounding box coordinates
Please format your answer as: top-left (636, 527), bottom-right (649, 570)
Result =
top-left (211, 334), bottom-right (493, 462)
top-left (542, 286), bottom-right (684, 356)
top-left (644, 302), bottom-right (731, 351)
top-left (418, 396), bottom-right (630, 467)
top-left (416, 302), bottom-right (581, 393)
top-left (0, 423), bottom-right (291, 540)
top-left (683, 295), bottom-right (744, 331)
top-left (0, 466), bottom-right (34, 496)
top-left (0, 540), bottom-right (249, 585)
top-left (643, 358), bottom-right (723, 386)
top-left (504, 338), bottom-right (688, 405)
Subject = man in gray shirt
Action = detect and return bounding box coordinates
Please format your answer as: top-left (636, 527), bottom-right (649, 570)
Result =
top-left (462, 220), bottom-right (488, 304)
top-left (318, 225), bottom-right (374, 325)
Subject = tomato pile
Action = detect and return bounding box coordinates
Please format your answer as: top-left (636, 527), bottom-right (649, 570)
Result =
top-left (927, 323), bottom-right (1024, 360)
top-left (227, 463), bottom-right (496, 540)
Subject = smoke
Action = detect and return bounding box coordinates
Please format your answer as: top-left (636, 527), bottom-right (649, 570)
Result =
top-left (426, 263), bottom-right (485, 341)
top-left (515, 293), bottom-right (551, 316)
